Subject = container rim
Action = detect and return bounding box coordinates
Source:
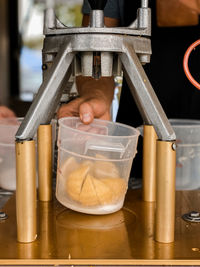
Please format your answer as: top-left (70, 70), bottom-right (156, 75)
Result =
top-left (0, 117), bottom-right (24, 126)
top-left (0, 142), bottom-right (15, 147)
top-left (58, 145), bottom-right (136, 162)
top-left (58, 117), bottom-right (140, 139)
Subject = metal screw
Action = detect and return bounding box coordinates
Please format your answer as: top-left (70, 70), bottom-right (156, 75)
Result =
top-left (42, 64), bottom-right (48, 70)
top-left (182, 211), bottom-right (200, 223)
top-left (0, 212), bottom-right (8, 220)
top-left (190, 211), bottom-right (200, 217)
top-left (172, 143), bottom-right (176, 151)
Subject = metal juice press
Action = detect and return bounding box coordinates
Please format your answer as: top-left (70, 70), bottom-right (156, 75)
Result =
top-left (15, 0), bottom-right (176, 244)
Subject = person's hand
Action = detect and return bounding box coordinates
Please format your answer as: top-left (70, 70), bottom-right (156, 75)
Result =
top-left (57, 76), bottom-right (115, 124)
top-left (0, 106), bottom-right (16, 119)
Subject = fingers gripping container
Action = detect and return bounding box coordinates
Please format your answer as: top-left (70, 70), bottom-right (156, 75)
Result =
top-left (56, 117), bottom-right (140, 215)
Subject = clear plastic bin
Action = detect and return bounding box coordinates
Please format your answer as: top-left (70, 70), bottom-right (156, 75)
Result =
top-left (0, 118), bottom-right (22, 190)
top-left (170, 119), bottom-right (200, 190)
top-left (0, 118), bottom-right (57, 191)
top-left (56, 117), bottom-right (140, 215)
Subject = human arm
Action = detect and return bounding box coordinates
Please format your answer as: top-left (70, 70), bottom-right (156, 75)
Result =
top-left (0, 106), bottom-right (16, 119)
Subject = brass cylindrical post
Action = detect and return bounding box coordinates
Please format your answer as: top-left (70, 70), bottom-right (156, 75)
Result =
top-left (142, 125), bottom-right (157, 202)
top-left (155, 140), bottom-right (176, 243)
top-left (38, 124), bottom-right (52, 202)
top-left (16, 140), bottom-right (37, 243)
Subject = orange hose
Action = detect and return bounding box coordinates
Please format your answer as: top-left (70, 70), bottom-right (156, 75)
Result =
top-left (183, 39), bottom-right (200, 90)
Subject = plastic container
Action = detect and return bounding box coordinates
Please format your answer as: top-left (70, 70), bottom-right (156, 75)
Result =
top-left (56, 117), bottom-right (140, 215)
top-left (0, 118), bottom-right (22, 190)
top-left (170, 119), bottom-right (200, 190)
top-left (0, 118), bottom-right (57, 191)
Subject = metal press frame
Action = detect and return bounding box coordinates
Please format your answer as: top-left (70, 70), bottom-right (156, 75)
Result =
top-left (15, 0), bottom-right (176, 244)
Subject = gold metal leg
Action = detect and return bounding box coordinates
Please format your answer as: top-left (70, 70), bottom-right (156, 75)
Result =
top-left (38, 125), bottom-right (52, 202)
top-left (15, 140), bottom-right (37, 243)
top-left (142, 125), bottom-right (157, 202)
top-left (155, 140), bottom-right (176, 243)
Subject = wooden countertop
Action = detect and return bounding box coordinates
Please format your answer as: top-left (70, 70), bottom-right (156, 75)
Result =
top-left (0, 189), bottom-right (200, 265)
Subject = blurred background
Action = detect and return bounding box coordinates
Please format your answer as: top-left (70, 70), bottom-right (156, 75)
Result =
top-left (0, 0), bottom-right (82, 115)
top-left (18, 0), bottom-right (83, 102)
top-left (0, 0), bottom-right (122, 120)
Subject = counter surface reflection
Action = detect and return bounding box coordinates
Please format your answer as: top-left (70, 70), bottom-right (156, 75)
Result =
top-left (0, 189), bottom-right (200, 265)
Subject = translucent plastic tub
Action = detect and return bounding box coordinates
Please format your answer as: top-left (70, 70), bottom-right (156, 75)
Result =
top-left (0, 118), bottom-right (22, 190)
top-left (0, 118), bottom-right (57, 191)
top-left (170, 119), bottom-right (200, 190)
top-left (56, 117), bottom-right (140, 215)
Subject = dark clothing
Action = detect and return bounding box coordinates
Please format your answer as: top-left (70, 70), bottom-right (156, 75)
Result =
top-left (118, 0), bottom-right (200, 124)
top-left (82, 0), bottom-right (124, 24)
top-left (117, 1), bottom-right (200, 178)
